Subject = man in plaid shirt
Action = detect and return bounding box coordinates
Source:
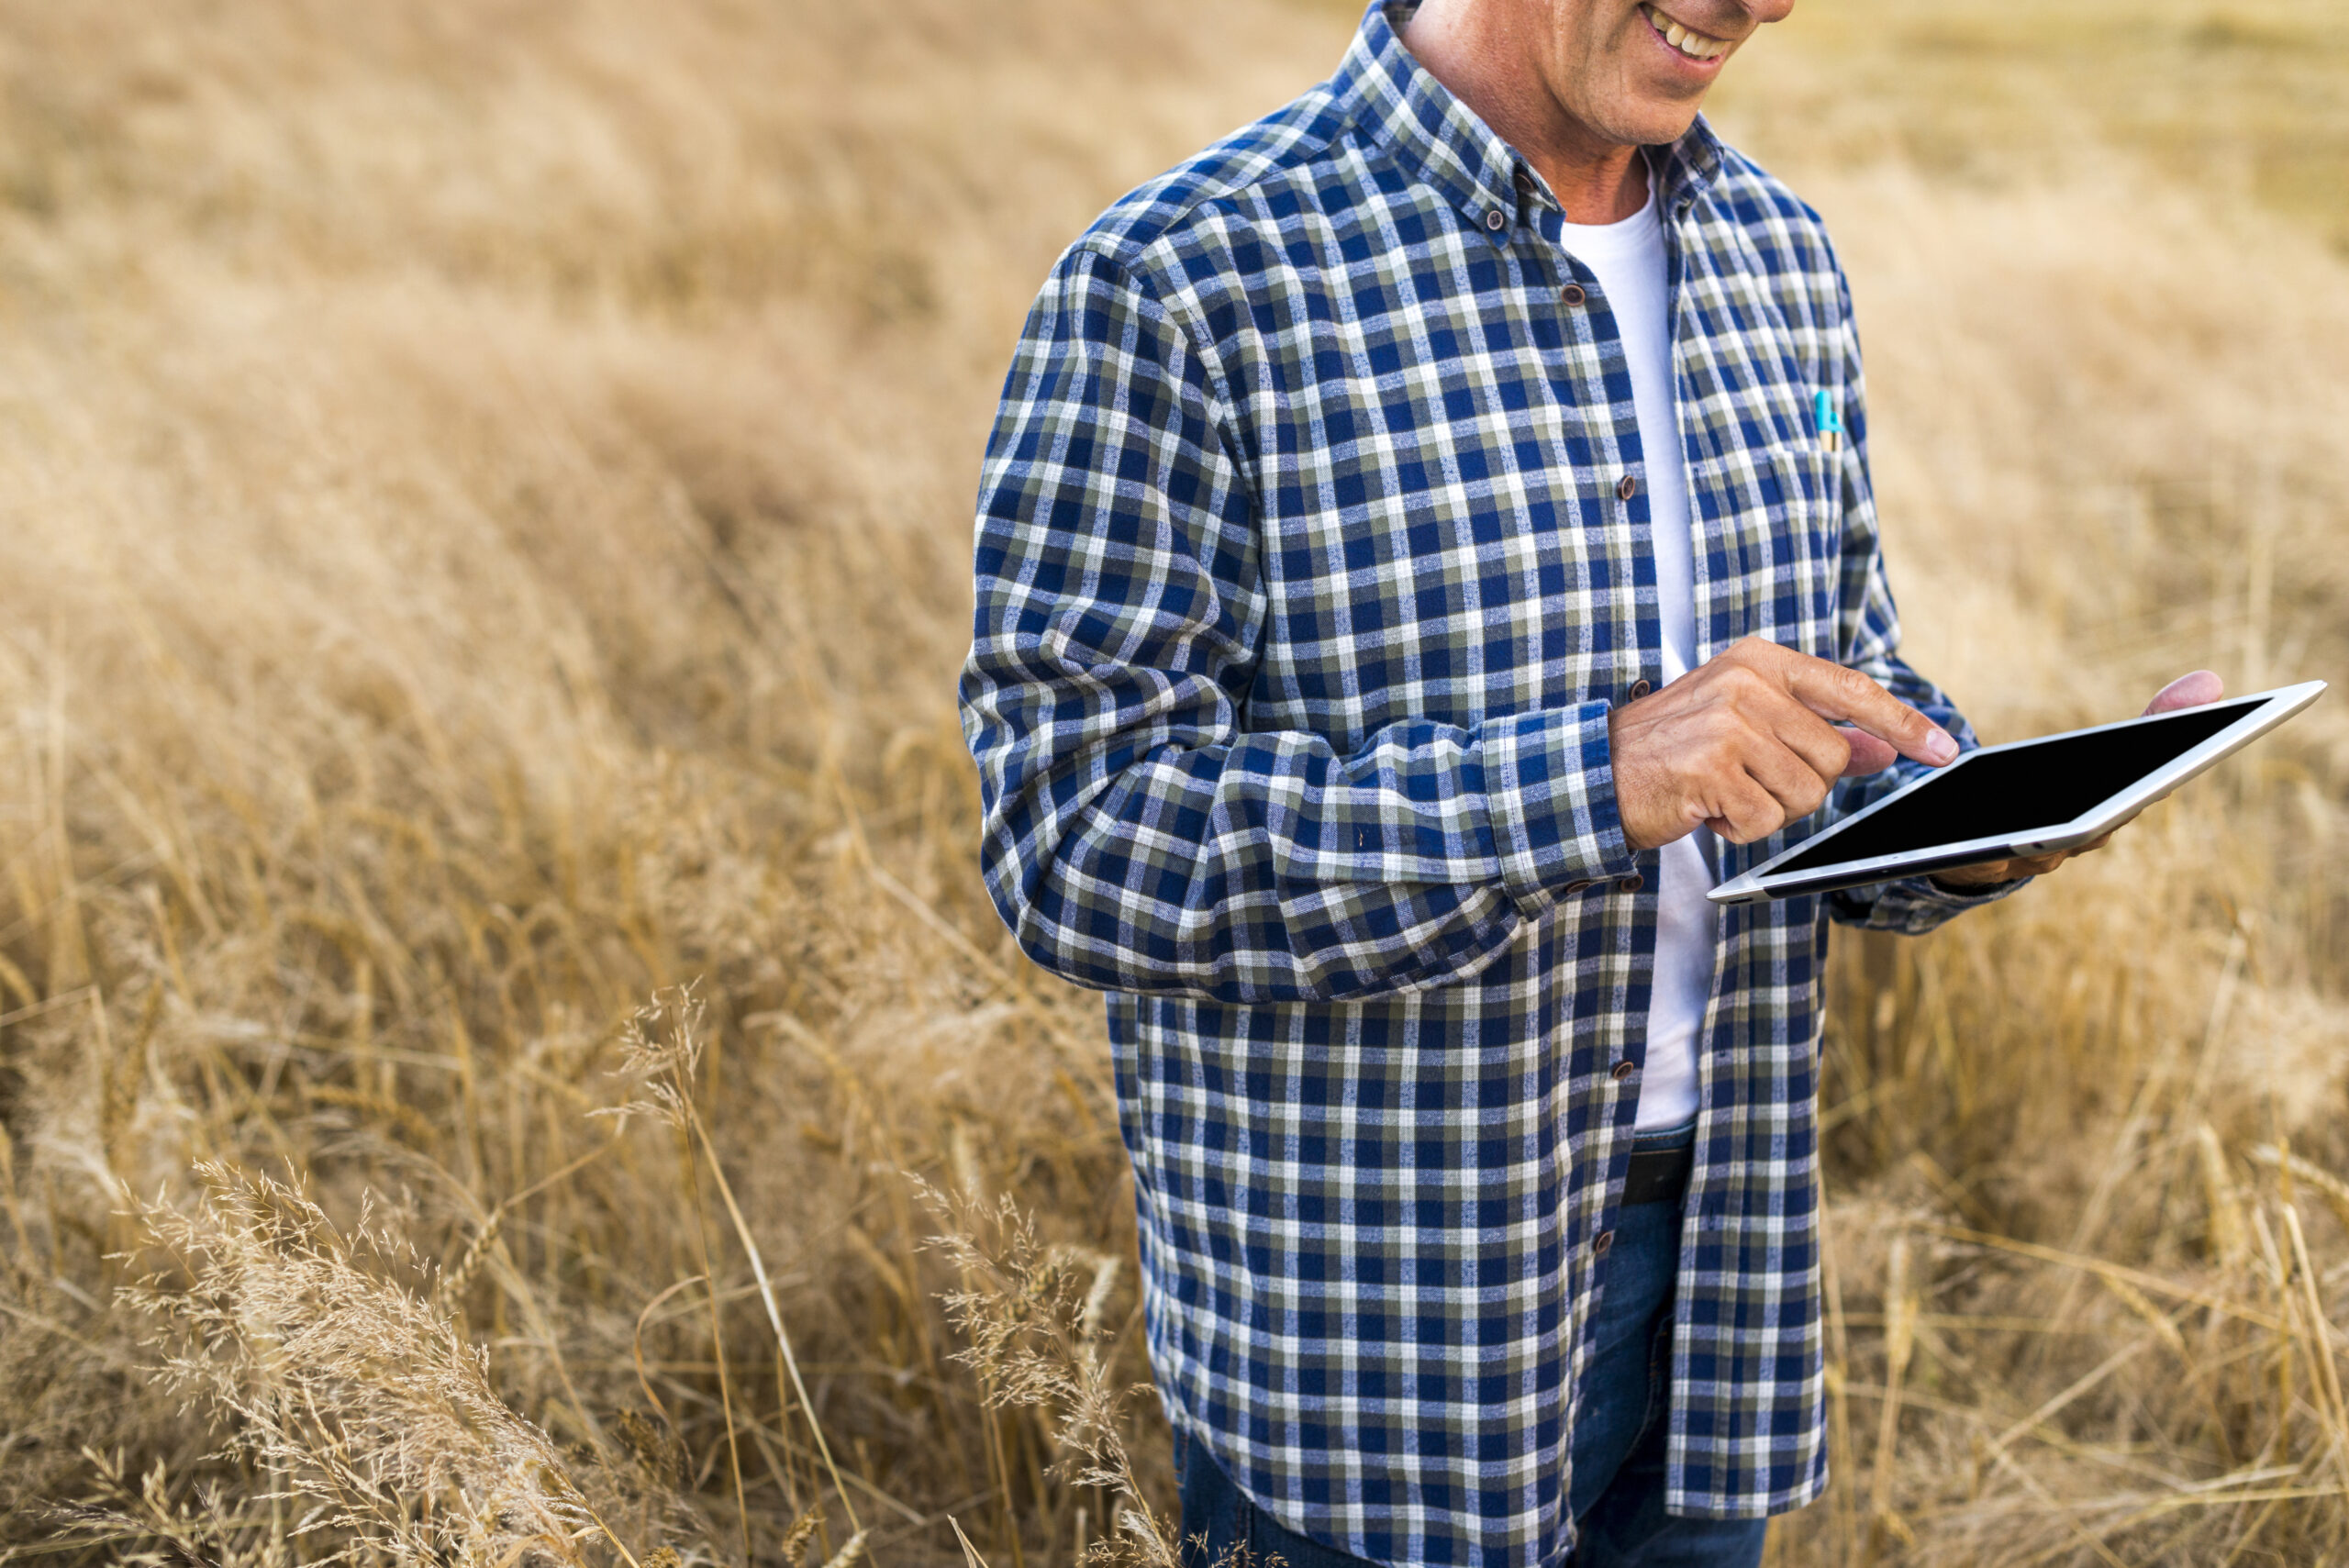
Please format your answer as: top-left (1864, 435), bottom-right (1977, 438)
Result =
top-left (960, 1), bottom-right (2213, 1562)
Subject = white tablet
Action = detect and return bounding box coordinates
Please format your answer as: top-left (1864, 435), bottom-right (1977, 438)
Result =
top-left (1709, 680), bottom-right (2328, 906)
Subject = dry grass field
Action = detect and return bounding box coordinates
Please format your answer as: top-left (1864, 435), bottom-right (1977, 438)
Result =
top-left (0, 1), bottom-right (2343, 1563)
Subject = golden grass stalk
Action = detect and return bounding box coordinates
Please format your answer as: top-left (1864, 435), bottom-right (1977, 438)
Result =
top-left (1866, 1230), bottom-right (1917, 1544)
top-left (680, 1126), bottom-right (756, 1565)
top-left (921, 1179), bottom-right (1182, 1568)
top-left (606, 985), bottom-right (864, 1539)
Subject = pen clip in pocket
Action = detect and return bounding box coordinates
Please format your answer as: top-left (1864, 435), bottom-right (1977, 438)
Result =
top-left (1813, 389), bottom-right (1843, 454)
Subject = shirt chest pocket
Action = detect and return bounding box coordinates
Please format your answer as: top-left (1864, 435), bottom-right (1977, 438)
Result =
top-left (1697, 438), bottom-right (1846, 659)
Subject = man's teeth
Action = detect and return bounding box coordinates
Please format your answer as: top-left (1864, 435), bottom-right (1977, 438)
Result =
top-left (1641, 4), bottom-right (1731, 60)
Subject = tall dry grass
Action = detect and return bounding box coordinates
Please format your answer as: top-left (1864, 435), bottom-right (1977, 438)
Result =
top-left (0, 1), bottom-right (2342, 1563)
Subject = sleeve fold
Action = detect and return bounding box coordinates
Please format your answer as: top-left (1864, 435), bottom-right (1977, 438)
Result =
top-left (959, 247), bottom-right (1638, 1006)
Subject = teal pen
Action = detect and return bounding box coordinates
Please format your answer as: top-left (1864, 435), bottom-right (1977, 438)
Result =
top-left (1813, 389), bottom-right (1842, 453)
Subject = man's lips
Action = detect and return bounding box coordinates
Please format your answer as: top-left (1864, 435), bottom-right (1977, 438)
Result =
top-left (1638, 2), bottom-right (1735, 63)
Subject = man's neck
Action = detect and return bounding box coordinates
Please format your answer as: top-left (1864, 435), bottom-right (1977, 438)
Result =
top-left (1399, 1), bottom-right (1651, 225)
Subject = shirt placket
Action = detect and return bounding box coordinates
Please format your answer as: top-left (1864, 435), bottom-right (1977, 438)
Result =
top-left (1486, 181), bottom-right (1674, 1511)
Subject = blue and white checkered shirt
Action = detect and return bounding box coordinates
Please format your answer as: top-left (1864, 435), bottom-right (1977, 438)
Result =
top-left (960, 5), bottom-right (2016, 1562)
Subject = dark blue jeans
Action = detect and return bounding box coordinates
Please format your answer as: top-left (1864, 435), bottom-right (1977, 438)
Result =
top-left (1175, 1125), bottom-right (1767, 1568)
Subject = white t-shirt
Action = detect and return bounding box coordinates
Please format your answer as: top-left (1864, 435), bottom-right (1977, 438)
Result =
top-left (1558, 174), bottom-right (1714, 1133)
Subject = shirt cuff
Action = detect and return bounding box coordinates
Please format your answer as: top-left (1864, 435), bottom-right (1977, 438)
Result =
top-left (1925, 871), bottom-right (2030, 898)
top-left (1894, 870), bottom-right (2032, 915)
top-left (1479, 703), bottom-right (1639, 912)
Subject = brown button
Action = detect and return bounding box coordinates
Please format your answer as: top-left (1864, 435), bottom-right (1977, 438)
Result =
top-left (1628, 679), bottom-right (1653, 700)
top-left (1593, 1229), bottom-right (1615, 1258)
top-left (1616, 474), bottom-right (1639, 501)
top-left (1619, 874), bottom-right (1645, 893)
top-left (1610, 1060), bottom-right (1637, 1083)
top-left (1564, 879), bottom-right (1596, 895)
top-left (1561, 284), bottom-right (1587, 306)
top-left (1485, 208), bottom-right (1507, 231)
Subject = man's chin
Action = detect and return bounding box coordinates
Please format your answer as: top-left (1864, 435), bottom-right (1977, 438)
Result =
top-left (1583, 94), bottom-right (1709, 151)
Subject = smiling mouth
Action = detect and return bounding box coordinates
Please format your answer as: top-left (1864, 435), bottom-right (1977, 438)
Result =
top-left (1639, 3), bottom-right (1734, 61)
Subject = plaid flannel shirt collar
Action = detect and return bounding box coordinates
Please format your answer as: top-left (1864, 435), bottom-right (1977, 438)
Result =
top-left (1332, 0), bottom-right (1727, 234)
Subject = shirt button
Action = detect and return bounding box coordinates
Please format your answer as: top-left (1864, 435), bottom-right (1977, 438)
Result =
top-left (1561, 284), bottom-right (1587, 306)
top-left (1620, 874), bottom-right (1645, 893)
top-left (1593, 1229), bottom-right (1615, 1258)
top-left (1564, 879), bottom-right (1596, 895)
top-left (1628, 678), bottom-right (1652, 700)
top-left (1617, 474), bottom-right (1638, 501)
top-left (1485, 208), bottom-right (1507, 231)
top-left (1611, 1060), bottom-right (1637, 1083)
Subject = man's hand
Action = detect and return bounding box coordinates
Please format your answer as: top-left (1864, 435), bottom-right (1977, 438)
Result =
top-left (1608, 638), bottom-right (1960, 853)
top-left (1929, 670), bottom-right (2226, 888)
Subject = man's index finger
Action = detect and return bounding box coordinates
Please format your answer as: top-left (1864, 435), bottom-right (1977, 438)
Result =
top-left (1777, 651), bottom-right (1959, 765)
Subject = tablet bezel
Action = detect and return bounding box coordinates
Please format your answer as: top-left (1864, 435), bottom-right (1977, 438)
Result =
top-left (1707, 680), bottom-right (2328, 906)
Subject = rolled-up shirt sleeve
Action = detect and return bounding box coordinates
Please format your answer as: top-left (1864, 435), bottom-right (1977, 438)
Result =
top-left (959, 246), bottom-right (1637, 1006)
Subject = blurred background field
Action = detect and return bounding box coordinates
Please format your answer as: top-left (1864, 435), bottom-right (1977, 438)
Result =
top-left (0, 1), bottom-right (2343, 1563)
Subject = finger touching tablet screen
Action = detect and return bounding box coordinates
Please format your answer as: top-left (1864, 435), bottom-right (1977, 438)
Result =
top-left (1709, 681), bottom-right (2328, 905)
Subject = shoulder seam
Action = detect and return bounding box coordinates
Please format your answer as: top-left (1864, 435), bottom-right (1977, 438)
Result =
top-left (1076, 93), bottom-right (1361, 266)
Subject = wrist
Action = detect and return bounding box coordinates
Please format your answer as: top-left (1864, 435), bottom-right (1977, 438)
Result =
top-left (1929, 868), bottom-right (2023, 894)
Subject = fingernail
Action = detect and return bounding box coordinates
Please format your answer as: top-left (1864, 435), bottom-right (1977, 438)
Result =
top-left (1925, 727), bottom-right (1959, 764)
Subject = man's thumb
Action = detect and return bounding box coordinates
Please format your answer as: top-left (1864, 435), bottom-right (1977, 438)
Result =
top-left (2145, 671), bottom-right (2224, 715)
top-left (1837, 727), bottom-right (1900, 778)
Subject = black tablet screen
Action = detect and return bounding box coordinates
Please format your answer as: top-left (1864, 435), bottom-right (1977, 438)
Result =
top-left (1775, 700), bottom-right (2258, 874)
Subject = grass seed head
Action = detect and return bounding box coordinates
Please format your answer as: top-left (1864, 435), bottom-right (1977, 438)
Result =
top-left (116, 1162), bottom-right (618, 1565)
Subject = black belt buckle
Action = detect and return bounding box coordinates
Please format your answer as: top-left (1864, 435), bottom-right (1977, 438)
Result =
top-left (1620, 1140), bottom-right (1693, 1207)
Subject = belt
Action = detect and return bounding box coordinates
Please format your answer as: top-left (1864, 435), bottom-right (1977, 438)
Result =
top-left (1621, 1135), bottom-right (1694, 1207)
